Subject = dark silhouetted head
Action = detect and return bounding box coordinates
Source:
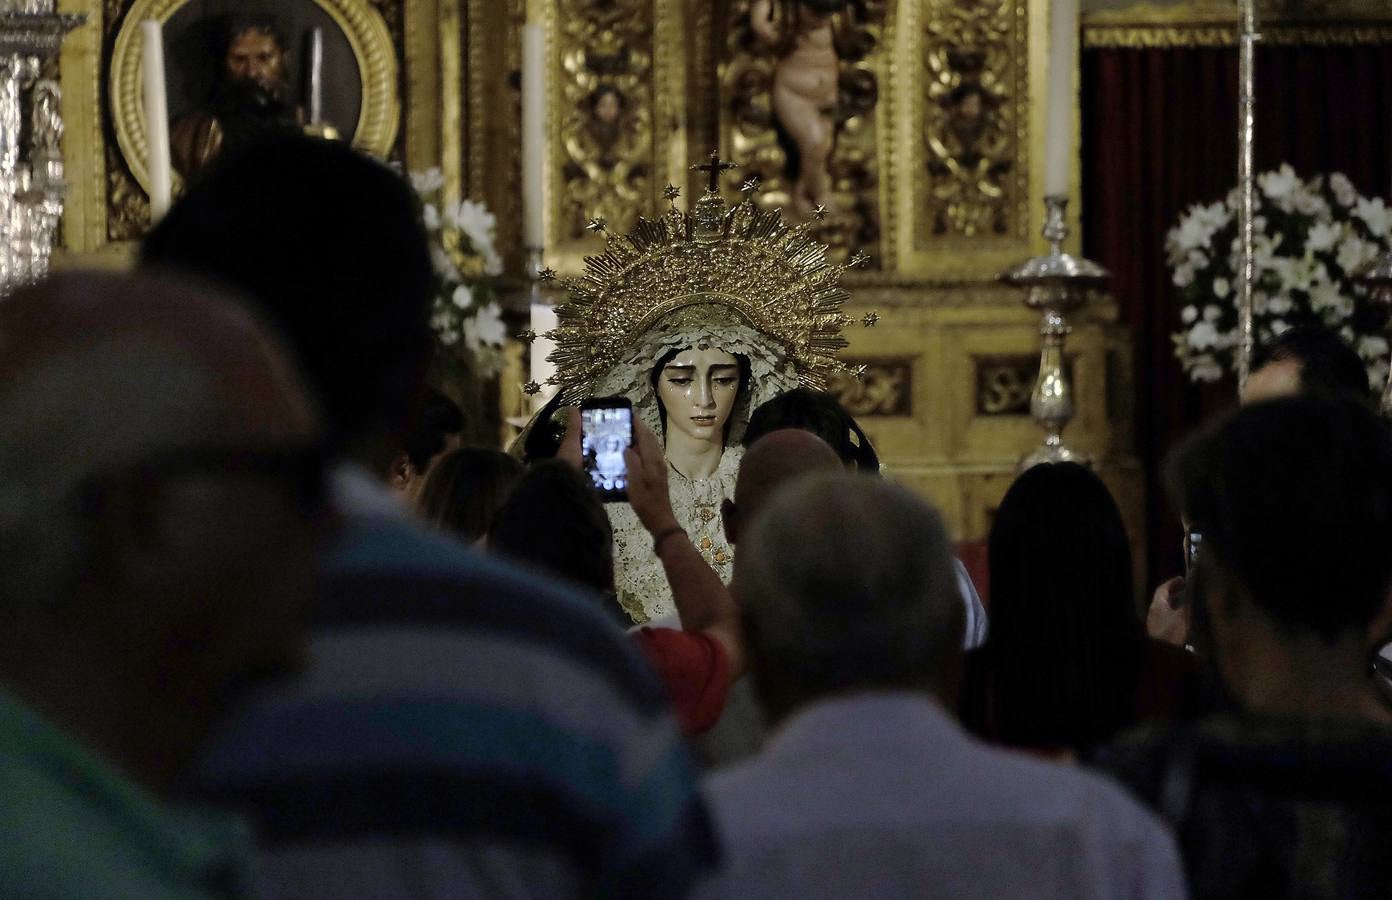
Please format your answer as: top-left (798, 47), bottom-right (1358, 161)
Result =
top-left (388, 388), bottom-right (464, 494)
top-left (743, 387), bottom-right (879, 473)
top-left (0, 272), bottom-right (324, 794)
top-left (140, 134), bottom-right (435, 471)
top-left (417, 447), bottom-right (524, 544)
top-left (973, 462), bottom-right (1143, 752)
top-left (1167, 394), bottom-right (1392, 647)
top-left (489, 461), bottom-right (615, 599)
top-left (722, 428), bottom-right (842, 545)
top-left (1245, 325), bottom-right (1370, 405)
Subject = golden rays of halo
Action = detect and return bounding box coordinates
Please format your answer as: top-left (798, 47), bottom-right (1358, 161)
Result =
top-left (544, 166), bottom-right (860, 404)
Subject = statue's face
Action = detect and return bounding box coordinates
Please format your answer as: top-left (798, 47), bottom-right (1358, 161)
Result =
top-left (225, 29), bottom-right (288, 92)
top-left (656, 346), bottom-right (741, 445)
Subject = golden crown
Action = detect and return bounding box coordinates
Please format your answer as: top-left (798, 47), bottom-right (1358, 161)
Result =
top-left (544, 153), bottom-right (868, 403)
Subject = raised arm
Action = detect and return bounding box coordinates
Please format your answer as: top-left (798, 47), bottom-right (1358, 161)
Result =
top-left (556, 409), bottom-right (745, 674)
top-left (622, 419), bottom-right (745, 674)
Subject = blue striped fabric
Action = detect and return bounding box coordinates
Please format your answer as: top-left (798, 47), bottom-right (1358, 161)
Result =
top-left (201, 514), bottom-right (716, 898)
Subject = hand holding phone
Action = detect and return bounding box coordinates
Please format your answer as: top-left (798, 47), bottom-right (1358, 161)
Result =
top-left (580, 397), bottom-right (634, 502)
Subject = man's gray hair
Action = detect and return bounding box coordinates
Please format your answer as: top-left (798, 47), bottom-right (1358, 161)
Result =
top-left (736, 473), bottom-right (964, 696)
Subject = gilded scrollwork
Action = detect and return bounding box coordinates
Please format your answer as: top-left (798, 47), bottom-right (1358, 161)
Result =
top-left (975, 355), bottom-right (1034, 416)
top-left (920, 0), bottom-right (1026, 242)
top-left (103, 3), bottom-right (144, 241)
top-left (1081, 0), bottom-right (1392, 47)
top-left (720, 0), bottom-right (884, 267)
top-left (105, 145), bottom-right (147, 242)
top-left (975, 354), bottom-right (1075, 416)
top-left (557, 0), bottom-right (653, 241)
top-left (1083, 23), bottom-right (1392, 48)
top-left (830, 358), bottom-right (912, 417)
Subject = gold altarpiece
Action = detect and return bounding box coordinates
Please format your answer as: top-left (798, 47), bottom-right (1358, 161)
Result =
top-left (48, 0), bottom-right (1141, 552)
top-left (90, 0), bottom-right (1392, 561)
top-left (448, 0), bottom-right (1143, 554)
top-left (48, 0), bottom-right (1392, 566)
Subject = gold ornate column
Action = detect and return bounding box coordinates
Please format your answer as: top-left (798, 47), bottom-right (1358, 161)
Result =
top-left (498, 0), bottom-right (689, 273)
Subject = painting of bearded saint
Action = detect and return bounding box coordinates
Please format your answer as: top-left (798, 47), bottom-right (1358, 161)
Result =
top-left (165, 6), bottom-right (362, 180)
top-left (169, 18), bottom-right (300, 179)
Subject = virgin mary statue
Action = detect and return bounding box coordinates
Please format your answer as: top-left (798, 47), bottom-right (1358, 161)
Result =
top-left (540, 159), bottom-right (861, 624)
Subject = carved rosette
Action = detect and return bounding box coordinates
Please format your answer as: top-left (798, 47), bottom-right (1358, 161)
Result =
top-left (975, 354), bottom-right (1076, 416)
top-left (920, 0), bottom-right (1027, 243)
top-left (720, 0), bottom-right (885, 267)
top-left (829, 358), bottom-right (913, 417)
top-left (557, 0), bottom-right (653, 241)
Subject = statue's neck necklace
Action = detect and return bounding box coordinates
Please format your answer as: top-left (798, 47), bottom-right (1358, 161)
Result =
top-left (667, 456), bottom-right (721, 483)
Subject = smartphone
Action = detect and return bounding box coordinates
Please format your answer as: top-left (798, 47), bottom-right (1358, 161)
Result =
top-left (580, 397), bottom-right (634, 502)
top-left (1184, 529), bottom-right (1203, 576)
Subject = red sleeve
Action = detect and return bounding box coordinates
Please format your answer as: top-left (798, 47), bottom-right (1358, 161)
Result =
top-left (632, 627), bottom-right (732, 735)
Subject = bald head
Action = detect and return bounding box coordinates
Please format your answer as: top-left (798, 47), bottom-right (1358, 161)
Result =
top-left (0, 272), bottom-right (314, 486)
top-left (724, 429), bottom-right (842, 544)
top-left (0, 272), bottom-right (325, 794)
top-left (736, 474), bottom-right (964, 720)
top-left (0, 270), bottom-right (319, 602)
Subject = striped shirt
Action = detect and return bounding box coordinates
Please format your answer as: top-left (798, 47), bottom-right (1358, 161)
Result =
top-left (201, 508), bottom-right (716, 898)
top-left (0, 690), bottom-right (254, 900)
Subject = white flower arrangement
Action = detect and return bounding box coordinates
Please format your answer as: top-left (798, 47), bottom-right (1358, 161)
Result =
top-left (411, 167), bottom-right (507, 376)
top-left (1169, 164), bottom-right (1391, 389)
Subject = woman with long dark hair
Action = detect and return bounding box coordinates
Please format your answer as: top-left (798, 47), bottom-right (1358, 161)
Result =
top-left (961, 463), bottom-right (1198, 758)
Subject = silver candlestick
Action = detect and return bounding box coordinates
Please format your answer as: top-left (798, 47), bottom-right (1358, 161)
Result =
top-left (1356, 251), bottom-right (1392, 416)
top-left (1235, 0), bottom-right (1260, 392)
top-left (0, 7), bottom-right (82, 295)
top-left (1002, 195), bottom-right (1109, 468)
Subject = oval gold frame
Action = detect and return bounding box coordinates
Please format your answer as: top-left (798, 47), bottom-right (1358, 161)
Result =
top-left (110, 0), bottom-right (399, 194)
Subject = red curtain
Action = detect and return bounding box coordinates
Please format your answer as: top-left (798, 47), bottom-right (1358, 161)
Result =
top-left (1082, 43), bottom-right (1392, 584)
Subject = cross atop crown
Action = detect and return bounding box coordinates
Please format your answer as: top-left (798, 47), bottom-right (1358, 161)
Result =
top-left (690, 150), bottom-right (737, 195)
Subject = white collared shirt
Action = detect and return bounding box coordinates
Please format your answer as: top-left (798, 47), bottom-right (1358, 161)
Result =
top-left (700, 692), bottom-right (1186, 899)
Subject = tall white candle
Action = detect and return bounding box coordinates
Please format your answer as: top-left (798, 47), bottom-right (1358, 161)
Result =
top-left (521, 23), bottom-right (546, 250)
top-left (309, 28), bottom-right (324, 125)
top-left (141, 20), bottom-right (172, 220)
top-left (1043, 0), bottom-right (1077, 198)
top-left (529, 302), bottom-right (559, 411)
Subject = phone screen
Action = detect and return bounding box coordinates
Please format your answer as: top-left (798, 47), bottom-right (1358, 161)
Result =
top-left (581, 403), bottom-right (633, 501)
top-left (1184, 529), bottom-right (1203, 575)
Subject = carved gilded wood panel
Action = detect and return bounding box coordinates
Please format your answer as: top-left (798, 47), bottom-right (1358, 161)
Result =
top-left (450, 0), bottom-right (524, 269)
top-left (919, 0), bottom-right (1027, 242)
top-left (1083, 0), bottom-right (1392, 49)
top-left (557, 0), bottom-right (653, 241)
top-left (523, 0), bottom-right (686, 272)
top-left (829, 357), bottom-right (913, 416)
top-left (884, 0), bottom-right (1058, 278)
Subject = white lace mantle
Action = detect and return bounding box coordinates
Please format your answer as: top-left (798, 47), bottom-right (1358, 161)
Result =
top-left (608, 445), bottom-right (743, 624)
